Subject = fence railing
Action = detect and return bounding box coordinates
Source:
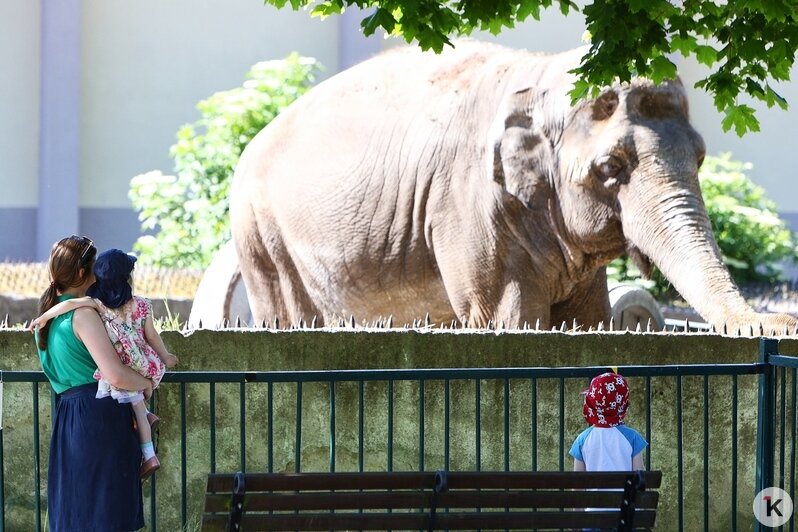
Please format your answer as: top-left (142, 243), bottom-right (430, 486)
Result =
top-left (0, 338), bottom-right (794, 531)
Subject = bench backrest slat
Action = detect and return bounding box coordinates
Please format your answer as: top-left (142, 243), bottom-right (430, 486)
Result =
top-left (203, 489), bottom-right (659, 513)
top-left (207, 470), bottom-right (662, 492)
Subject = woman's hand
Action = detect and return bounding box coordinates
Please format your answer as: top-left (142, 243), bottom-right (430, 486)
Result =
top-left (142, 380), bottom-right (154, 401)
top-left (28, 315), bottom-right (48, 332)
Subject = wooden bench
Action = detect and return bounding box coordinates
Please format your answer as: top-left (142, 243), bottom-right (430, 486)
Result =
top-left (201, 470), bottom-right (661, 531)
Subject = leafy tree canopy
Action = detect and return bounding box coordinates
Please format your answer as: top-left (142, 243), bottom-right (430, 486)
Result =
top-left (266, 0), bottom-right (798, 135)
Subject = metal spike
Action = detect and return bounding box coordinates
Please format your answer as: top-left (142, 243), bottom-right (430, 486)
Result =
top-left (499, 320), bottom-right (506, 330)
top-left (425, 313), bottom-right (431, 327)
top-left (274, 317), bottom-right (280, 329)
top-left (311, 315), bottom-right (317, 329)
top-left (523, 321), bottom-right (529, 330)
top-left (608, 317), bottom-right (614, 331)
top-left (749, 325), bottom-right (755, 337)
top-left (349, 315), bottom-right (355, 328)
top-left (770, 328), bottom-right (776, 337)
top-left (736, 327), bottom-right (742, 337)
top-left (535, 319), bottom-right (540, 331)
top-left (338, 318), bottom-right (345, 328)
top-left (588, 325), bottom-right (595, 332)
top-left (646, 318), bottom-right (652, 332)
top-left (597, 321), bottom-right (605, 331)
top-left (794, 324), bottom-right (798, 335)
top-left (785, 324), bottom-right (790, 336)
top-left (487, 319), bottom-right (494, 330)
top-left (722, 323), bottom-right (727, 335)
top-left (684, 319), bottom-right (690, 333)
top-left (197, 319), bottom-right (203, 329)
top-left (461, 316), bottom-right (467, 329)
top-left (759, 323), bottom-right (765, 337)
top-left (387, 315), bottom-right (394, 329)
top-left (551, 325), bottom-right (558, 331)
top-left (635, 321), bottom-right (641, 333)
top-left (573, 319), bottom-right (578, 332)
top-left (709, 324), bottom-right (716, 334)
top-left (560, 321), bottom-right (566, 332)
top-left (412, 319), bottom-right (418, 328)
top-left (451, 320), bottom-right (457, 329)
top-left (300, 319), bottom-right (307, 329)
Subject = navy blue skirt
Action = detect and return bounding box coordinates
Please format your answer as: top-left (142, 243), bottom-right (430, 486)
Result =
top-left (48, 383), bottom-right (144, 532)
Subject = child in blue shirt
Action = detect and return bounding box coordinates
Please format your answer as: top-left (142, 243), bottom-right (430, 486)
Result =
top-left (570, 371), bottom-right (647, 472)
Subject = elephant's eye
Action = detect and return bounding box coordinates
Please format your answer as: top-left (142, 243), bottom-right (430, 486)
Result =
top-left (594, 155), bottom-right (624, 179)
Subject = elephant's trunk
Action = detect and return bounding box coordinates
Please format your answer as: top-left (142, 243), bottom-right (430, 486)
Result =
top-left (620, 171), bottom-right (756, 331)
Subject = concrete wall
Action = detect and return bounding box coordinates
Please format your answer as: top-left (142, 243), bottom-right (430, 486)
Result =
top-left (1, 328), bottom-right (797, 529)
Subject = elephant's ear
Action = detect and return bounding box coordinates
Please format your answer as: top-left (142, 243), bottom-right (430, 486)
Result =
top-left (487, 87), bottom-right (553, 207)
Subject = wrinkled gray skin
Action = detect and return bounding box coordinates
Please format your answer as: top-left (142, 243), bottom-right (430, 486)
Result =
top-left (231, 42), bottom-right (797, 333)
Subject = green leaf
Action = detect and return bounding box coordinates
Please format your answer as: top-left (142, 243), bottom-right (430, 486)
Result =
top-left (721, 104), bottom-right (760, 136)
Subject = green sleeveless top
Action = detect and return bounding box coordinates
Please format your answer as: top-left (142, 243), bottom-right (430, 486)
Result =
top-left (36, 295), bottom-right (98, 394)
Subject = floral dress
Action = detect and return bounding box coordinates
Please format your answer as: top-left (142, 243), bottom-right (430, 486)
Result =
top-left (93, 296), bottom-right (166, 404)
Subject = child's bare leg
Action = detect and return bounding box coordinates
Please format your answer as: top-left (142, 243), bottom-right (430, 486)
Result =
top-left (132, 400), bottom-right (152, 444)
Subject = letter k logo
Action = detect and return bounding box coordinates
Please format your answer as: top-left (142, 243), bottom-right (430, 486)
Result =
top-left (765, 495), bottom-right (783, 517)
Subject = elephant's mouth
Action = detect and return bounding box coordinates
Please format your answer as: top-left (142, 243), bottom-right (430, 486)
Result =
top-left (627, 244), bottom-right (654, 279)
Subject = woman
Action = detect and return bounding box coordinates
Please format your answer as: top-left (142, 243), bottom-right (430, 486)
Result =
top-left (35, 235), bottom-right (153, 532)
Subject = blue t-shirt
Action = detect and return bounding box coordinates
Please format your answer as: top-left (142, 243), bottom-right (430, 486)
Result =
top-left (569, 425), bottom-right (648, 471)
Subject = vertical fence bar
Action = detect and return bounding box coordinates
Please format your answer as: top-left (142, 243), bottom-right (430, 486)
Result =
top-left (732, 374), bottom-right (738, 532)
top-left (239, 382), bottom-right (247, 473)
top-left (703, 375), bottom-right (709, 532)
top-left (179, 382), bottom-right (187, 527)
top-left (387, 380), bottom-right (394, 472)
top-left (531, 377), bottom-right (537, 471)
top-left (559, 378), bottom-right (565, 472)
top-left (209, 383), bottom-right (216, 473)
top-left (475, 379), bottom-right (481, 471)
top-left (677, 374), bottom-right (684, 532)
top-left (295, 382), bottom-right (303, 472)
top-left (0, 408), bottom-right (4, 532)
top-left (149, 391), bottom-right (158, 532)
top-left (780, 366), bottom-right (787, 491)
top-left (358, 381), bottom-right (364, 472)
top-left (329, 382), bottom-right (336, 472)
top-left (31, 384), bottom-right (41, 532)
top-left (267, 382), bottom-right (274, 473)
top-left (444, 379), bottom-right (450, 471)
top-left (791, 368), bottom-right (797, 532)
top-left (419, 380), bottom-right (425, 471)
top-left (504, 378), bottom-right (510, 472)
top-left (645, 376), bottom-right (652, 471)
top-left (757, 339), bottom-right (778, 498)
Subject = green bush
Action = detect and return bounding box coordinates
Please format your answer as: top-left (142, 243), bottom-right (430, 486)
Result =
top-left (129, 54), bottom-right (322, 268)
top-left (609, 153), bottom-right (798, 294)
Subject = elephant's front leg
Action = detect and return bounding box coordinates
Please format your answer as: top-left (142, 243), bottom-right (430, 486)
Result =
top-left (435, 246), bottom-right (551, 329)
top-left (550, 267), bottom-right (612, 330)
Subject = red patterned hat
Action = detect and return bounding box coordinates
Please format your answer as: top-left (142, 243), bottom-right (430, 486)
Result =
top-left (582, 372), bottom-right (629, 427)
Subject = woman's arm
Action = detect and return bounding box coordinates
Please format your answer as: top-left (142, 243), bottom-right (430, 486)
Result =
top-left (144, 315), bottom-right (178, 368)
top-left (72, 307), bottom-right (153, 393)
top-left (29, 296), bottom-right (97, 331)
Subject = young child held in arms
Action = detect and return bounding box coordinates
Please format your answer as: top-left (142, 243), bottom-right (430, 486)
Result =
top-left (31, 249), bottom-right (178, 479)
top-left (569, 371), bottom-right (647, 472)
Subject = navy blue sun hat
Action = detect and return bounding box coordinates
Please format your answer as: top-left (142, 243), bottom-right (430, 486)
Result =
top-left (86, 248), bottom-right (137, 309)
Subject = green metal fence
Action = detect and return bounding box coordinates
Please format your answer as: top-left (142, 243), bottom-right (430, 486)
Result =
top-left (0, 338), bottom-right (794, 531)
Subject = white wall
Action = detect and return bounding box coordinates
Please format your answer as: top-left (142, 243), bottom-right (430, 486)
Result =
top-left (0, 0), bottom-right (40, 208)
top-left (79, 0), bottom-right (340, 208)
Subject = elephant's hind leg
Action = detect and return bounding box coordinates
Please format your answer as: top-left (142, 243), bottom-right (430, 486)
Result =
top-left (237, 225), bottom-right (323, 328)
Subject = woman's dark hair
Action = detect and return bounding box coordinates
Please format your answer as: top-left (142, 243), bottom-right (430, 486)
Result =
top-left (36, 236), bottom-right (97, 350)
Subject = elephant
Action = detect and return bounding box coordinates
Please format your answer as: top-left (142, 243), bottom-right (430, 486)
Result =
top-left (229, 41), bottom-right (797, 333)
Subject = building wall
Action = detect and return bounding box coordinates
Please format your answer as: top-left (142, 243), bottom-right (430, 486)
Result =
top-left (1, 3), bottom-right (796, 261)
top-left (0, 0), bottom-right (40, 260)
